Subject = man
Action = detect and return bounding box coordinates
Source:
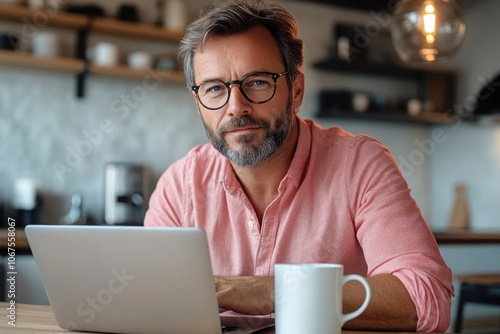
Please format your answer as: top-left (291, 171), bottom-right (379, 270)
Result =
top-left (145, 1), bottom-right (453, 332)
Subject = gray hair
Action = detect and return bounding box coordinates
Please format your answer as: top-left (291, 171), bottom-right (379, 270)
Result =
top-left (178, 0), bottom-right (304, 90)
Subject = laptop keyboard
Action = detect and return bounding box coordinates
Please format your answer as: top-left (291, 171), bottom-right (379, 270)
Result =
top-left (221, 325), bottom-right (240, 333)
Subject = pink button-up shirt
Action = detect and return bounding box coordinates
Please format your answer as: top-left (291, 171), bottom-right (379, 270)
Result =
top-left (145, 117), bottom-right (453, 332)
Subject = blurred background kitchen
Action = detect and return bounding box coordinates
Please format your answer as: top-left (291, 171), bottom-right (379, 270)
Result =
top-left (1, 0), bottom-right (499, 332)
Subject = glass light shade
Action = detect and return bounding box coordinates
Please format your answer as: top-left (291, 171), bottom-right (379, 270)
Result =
top-left (391, 0), bottom-right (466, 63)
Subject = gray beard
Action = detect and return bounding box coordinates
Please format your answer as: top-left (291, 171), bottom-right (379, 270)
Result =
top-left (201, 98), bottom-right (294, 167)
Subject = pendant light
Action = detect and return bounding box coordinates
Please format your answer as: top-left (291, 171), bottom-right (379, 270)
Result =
top-left (391, 0), bottom-right (466, 63)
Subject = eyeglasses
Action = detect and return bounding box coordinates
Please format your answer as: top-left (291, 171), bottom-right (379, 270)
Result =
top-left (192, 71), bottom-right (288, 110)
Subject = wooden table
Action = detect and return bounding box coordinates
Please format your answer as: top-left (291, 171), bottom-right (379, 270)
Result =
top-left (0, 303), bottom-right (449, 333)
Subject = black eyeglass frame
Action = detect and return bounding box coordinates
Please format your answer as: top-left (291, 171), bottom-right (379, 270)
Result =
top-left (191, 71), bottom-right (288, 110)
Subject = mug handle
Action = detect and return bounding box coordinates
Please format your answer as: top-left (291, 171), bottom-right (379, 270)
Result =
top-left (341, 274), bottom-right (371, 325)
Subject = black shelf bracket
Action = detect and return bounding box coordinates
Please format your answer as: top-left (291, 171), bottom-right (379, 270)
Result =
top-left (75, 16), bottom-right (93, 98)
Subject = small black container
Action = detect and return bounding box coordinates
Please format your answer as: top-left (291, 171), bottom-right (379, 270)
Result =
top-left (65, 5), bottom-right (106, 17)
top-left (116, 5), bottom-right (139, 22)
top-left (0, 33), bottom-right (18, 51)
top-left (317, 89), bottom-right (353, 117)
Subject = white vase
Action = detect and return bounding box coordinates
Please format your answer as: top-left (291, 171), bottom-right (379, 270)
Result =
top-left (163, 0), bottom-right (188, 31)
top-left (448, 184), bottom-right (470, 231)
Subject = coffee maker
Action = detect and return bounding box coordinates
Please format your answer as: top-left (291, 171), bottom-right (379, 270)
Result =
top-left (104, 163), bottom-right (151, 225)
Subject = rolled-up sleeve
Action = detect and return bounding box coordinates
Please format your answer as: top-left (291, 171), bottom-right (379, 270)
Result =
top-left (394, 265), bottom-right (453, 332)
top-left (350, 138), bottom-right (454, 332)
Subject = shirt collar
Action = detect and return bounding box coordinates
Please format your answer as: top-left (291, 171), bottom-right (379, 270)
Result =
top-left (220, 116), bottom-right (312, 192)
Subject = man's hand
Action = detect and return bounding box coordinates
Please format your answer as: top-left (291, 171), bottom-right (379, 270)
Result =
top-left (214, 276), bottom-right (274, 315)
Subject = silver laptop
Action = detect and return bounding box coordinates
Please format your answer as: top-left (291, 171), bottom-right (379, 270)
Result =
top-left (25, 225), bottom-right (274, 334)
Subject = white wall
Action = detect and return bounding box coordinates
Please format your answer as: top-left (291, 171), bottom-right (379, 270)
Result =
top-left (429, 0), bottom-right (500, 231)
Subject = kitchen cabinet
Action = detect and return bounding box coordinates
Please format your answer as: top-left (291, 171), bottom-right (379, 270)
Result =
top-left (0, 4), bottom-right (185, 97)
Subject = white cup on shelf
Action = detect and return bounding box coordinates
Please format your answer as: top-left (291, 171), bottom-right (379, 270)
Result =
top-left (86, 42), bottom-right (119, 66)
top-left (407, 98), bottom-right (423, 116)
top-left (28, 0), bottom-right (61, 10)
top-left (32, 31), bottom-right (60, 57)
top-left (352, 93), bottom-right (370, 113)
top-left (127, 51), bottom-right (153, 69)
top-left (275, 263), bottom-right (371, 334)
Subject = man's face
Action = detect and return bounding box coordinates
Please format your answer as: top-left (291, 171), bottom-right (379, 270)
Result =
top-left (192, 26), bottom-right (303, 166)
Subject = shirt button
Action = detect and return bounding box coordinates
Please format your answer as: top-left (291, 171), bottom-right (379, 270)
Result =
top-left (248, 220), bottom-right (254, 228)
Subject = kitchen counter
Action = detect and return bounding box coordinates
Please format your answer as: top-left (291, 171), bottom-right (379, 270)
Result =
top-left (0, 228), bottom-right (30, 254)
top-left (433, 231), bottom-right (500, 245)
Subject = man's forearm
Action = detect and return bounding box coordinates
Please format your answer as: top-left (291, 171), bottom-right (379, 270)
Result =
top-left (342, 273), bottom-right (418, 331)
top-left (215, 273), bottom-right (418, 331)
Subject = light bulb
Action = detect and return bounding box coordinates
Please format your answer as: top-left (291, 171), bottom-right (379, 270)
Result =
top-left (391, 0), bottom-right (466, 63)
top-left (423, 4), bottom-right (436, 34)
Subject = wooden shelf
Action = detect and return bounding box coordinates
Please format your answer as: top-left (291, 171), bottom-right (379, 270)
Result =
top-left (92, 17), bottom-right (184, 42)
top-left (0, 4), bottom-right (186, 94)
top-left (316, 110), bottom-right (457, 125)
top-left (314, 57), bottom-right (457, 124)
top-left (90, 64), bottom-right (185, 83)
top-left (0, 4), bottom-right (184, 42)
top-left (0, 49), bottom-right (84, 73)
top-left (0, 4), bottom-right (88, 30)
top-left (0, 50), bottom-right (185, 84)
top-left (313, 58), bottom-right (455, 79)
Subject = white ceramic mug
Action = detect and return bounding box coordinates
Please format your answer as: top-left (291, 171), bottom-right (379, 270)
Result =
top-left (127, 51), bottom-right (153, 69)
top-left (352, 93), bottom-right (370, 113)
top-left (86, 42), bottom-right (119, 66)
top-left (274, 263), bottom-right (371, 334)
top-left (32, 31), bottom-right (60, 57)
